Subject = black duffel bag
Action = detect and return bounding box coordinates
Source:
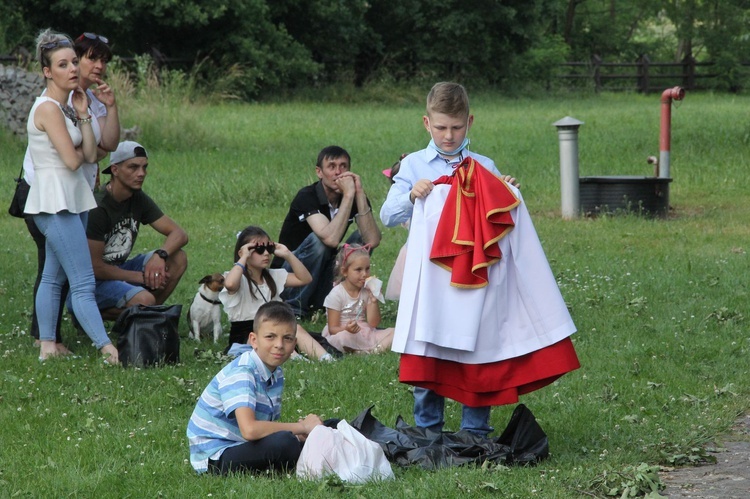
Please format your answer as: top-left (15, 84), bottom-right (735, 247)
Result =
top-left (113, 304), bottom-right (182, 367)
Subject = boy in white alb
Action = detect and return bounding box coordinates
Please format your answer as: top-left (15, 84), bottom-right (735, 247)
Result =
top-left (380, 82), bottom-right (580, 436)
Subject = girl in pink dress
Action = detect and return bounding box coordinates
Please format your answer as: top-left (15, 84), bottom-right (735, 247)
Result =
top-left (322, 244), bottom-right (394, 354)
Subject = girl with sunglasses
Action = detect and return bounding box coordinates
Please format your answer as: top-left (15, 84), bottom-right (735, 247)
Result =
top-left (23, 29), bottom-right (118, 363)
top-left (220, 226), bottom-right (333, 361)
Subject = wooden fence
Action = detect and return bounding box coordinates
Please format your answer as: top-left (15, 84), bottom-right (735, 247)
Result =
top-left (558, 54), bottom-right (747, 93)
top-left (4, 50), bottom-right (745, 93)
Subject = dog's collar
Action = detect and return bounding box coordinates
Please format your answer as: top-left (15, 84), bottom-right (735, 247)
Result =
top-left (200, 293), bottom-right (222, 305)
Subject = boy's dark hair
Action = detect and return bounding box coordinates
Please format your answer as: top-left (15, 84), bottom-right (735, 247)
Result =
top-left (254, 301), bottom-right (297, 332)
top-left (426, 82), bottom-right (470, 119)
top-left (316, 145), bottom-right (351, 168)
top-left (74, 33), bottom-right (112, 63)
top-left (234, 226), bottom-right (278, 300)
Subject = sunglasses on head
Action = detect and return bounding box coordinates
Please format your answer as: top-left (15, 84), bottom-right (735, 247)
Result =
top-left (250, 243), bottom-right (275, 255)
top-left (41, 39), bottom-right (72, 50)
top-left (77, 32), bottom-right (109, 44)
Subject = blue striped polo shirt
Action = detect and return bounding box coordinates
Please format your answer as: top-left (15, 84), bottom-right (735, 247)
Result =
top-left (187, 349), bottom-right (284, 473)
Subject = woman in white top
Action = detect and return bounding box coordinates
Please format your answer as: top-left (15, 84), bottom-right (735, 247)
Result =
top-left (24, 29), bottom-right (118, 363)
top-left (21, 32), bottom-right (119, 350)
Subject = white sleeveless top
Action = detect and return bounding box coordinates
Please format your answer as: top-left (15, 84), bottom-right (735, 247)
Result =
top-left (24, 96), bottom-right (97, 215)
top-left (23, 89), bottom-right (104, 190)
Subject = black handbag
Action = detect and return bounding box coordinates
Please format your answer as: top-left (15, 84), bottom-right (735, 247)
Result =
top-left (8, 165), bottom-right (29, 218)
top-left (113, 304), bottom-right (182, 367)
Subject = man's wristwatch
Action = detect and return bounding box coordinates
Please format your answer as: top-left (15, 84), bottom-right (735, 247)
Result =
top-left (155, 249), bottom-right (169, 260)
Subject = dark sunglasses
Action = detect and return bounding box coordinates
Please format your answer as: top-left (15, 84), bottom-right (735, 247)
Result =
top-left (250, 243), bottom-right (276, 255)
top-left (77, 32), bottom-right (109, 44)
top-left (41, 39), bottom-right (72, 50)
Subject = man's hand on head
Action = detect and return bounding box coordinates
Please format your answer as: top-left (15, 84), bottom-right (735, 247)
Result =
top-left (335, 174), bottom-right (356, 197)
top-left (354, 173), bottom-right (364, 193)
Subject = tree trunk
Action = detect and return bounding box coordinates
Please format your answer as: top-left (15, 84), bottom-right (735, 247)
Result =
top-left (563, 0), bottom-right (582, 45)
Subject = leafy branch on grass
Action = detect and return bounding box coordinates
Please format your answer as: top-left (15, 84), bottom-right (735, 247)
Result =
top-left (626, 296), bottom-right (648, 315)
top-left (659, 446), bottom-right (717, 466)
top-left (647, 439), bottom-right (717, 467)
top-left (704, 307), bottom-right (744, 325)
top-left (655, 438), bottom-right (718, 467)
top-left (192, 348), bottom-right (231, 364)
top-left (588, 462), bottom-right (665, 497)
top-left (713, 383), bottom-right (738, 397)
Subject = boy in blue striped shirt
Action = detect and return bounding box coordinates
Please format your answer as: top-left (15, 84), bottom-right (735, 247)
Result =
top-left (187, 301), bottom-right (323, 474)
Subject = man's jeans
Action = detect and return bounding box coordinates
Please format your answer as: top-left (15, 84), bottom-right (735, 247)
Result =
top-left (281, 231), bottom-right (364, 316)
top-left (413, 387), bottom-right (494, 437)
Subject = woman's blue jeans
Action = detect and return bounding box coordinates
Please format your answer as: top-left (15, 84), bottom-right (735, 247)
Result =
top-left (413, 387), bottom-right (494, 437)
top-left (33, 211), bottom-right (111, 349)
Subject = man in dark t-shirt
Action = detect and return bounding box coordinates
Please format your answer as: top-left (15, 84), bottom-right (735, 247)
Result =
top-left (273, 145), bottom-right (381, 316)
top-left (85, 141), bottom-right (189, 319)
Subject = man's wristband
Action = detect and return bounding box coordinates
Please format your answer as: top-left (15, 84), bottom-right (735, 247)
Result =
top-left (355, 207), bottom-right (372, 218)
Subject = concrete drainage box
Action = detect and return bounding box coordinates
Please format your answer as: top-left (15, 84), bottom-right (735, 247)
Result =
top-left (579, 176), bottom-right (672, 217)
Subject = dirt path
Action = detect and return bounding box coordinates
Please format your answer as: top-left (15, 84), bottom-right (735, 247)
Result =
top-left (660, 413), bottom-right (750, 497)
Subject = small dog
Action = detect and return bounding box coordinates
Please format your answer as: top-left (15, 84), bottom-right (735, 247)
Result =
top-left (188, 273), bottom-right (225, 343)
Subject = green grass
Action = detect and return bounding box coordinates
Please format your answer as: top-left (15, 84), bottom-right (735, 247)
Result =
top-left (1, 90), bottom-right (749, 497)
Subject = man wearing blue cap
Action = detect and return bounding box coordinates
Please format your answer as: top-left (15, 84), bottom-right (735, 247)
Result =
top-left (85, 141), bottom-right (189, 319)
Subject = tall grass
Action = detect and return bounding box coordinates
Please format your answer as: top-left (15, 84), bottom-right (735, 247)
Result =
top-left (1, 90), bottom-right (748, 497)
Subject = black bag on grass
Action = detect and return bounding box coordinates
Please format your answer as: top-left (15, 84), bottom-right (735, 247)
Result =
top-left (113, 304), bottom-right (182, 367)
top-left (349, 404), bottom-right (548, 469)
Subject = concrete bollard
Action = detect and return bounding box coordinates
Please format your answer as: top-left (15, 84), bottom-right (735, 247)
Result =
top-left (552, 116), bottom-right (584, 220)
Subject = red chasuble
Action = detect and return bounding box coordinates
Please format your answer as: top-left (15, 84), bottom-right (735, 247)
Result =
top-left (430, 157), bottom-right (520, 288)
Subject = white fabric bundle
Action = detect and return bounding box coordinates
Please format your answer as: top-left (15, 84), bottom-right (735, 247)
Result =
top-left (296, 420), bottom-right (394, 483)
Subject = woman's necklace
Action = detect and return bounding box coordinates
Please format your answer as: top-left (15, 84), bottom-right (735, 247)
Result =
top-left (60, 104), bottom-right (78, 123)
top-left (250, 275), bottom-right (269, 303)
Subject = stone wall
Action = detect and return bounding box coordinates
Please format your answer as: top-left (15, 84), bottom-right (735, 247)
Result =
top-left (0, 64), bottom-right (44, 136)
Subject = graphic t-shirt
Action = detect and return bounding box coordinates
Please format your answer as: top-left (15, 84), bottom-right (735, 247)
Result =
top-left (86, 186), bottom-right (164, 265)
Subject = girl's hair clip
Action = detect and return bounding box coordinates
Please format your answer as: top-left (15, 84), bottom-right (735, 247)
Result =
top-left (341, 243), bottom-right (371, 266)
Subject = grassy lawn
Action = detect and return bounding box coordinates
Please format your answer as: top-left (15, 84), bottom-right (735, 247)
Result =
top-left (0, 89), bottom-right (748, 497)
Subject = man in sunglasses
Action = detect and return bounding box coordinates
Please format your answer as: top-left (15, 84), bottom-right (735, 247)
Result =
top-left (82, 141), bottom-right (189, 320)
top-left (273, 145), bottom-right (381, 317)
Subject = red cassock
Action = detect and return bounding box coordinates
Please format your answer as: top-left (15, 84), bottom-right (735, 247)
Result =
top-left (395, 158), bottom-right (580, 407)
